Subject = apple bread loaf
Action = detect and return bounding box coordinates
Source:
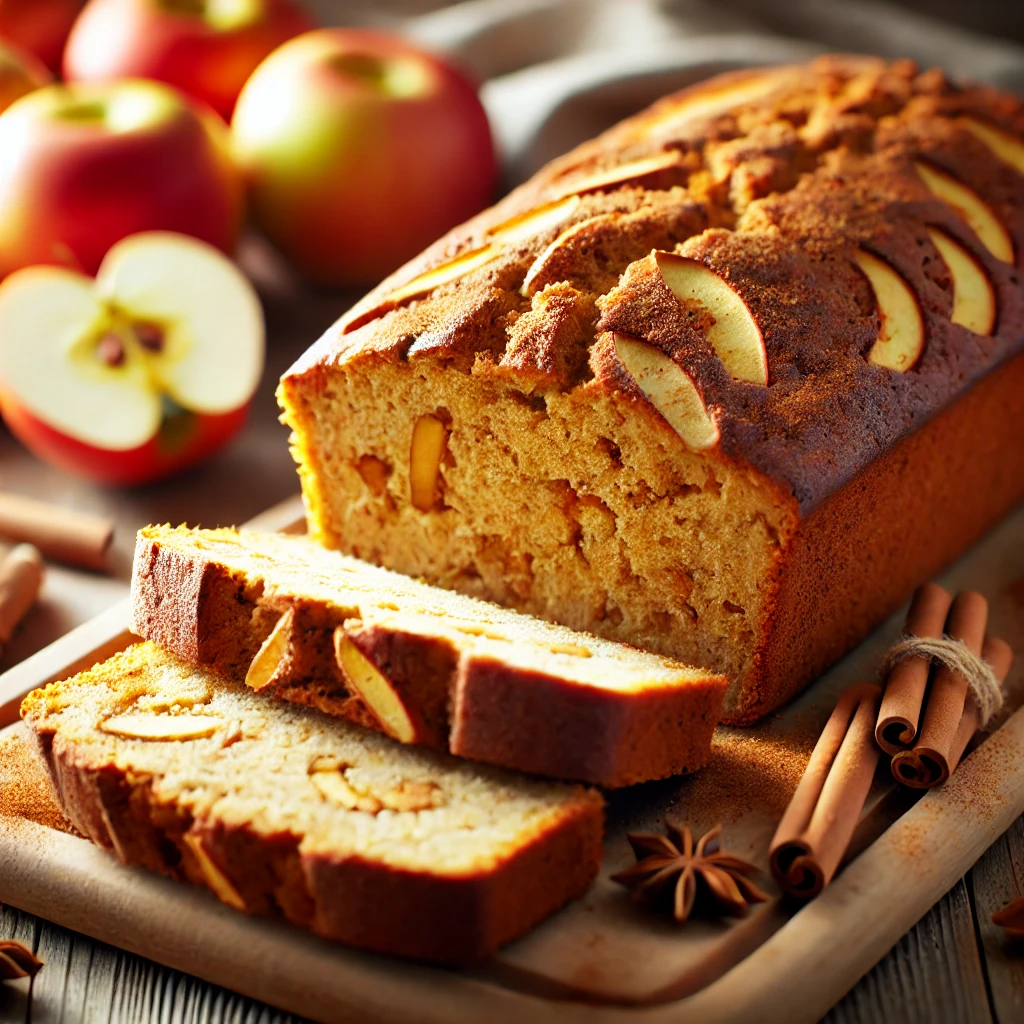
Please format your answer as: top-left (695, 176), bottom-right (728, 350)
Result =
top-left (278, 56), bottom-right (1024, 725)
top-left (20, 643), bottom-right (603, 965)
top-left (130, 525), bottom-right (726, 787)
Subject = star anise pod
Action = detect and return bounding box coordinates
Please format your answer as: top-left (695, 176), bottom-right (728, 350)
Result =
top-left (611, 822), bottom-right (769, 923)
top-left (0, 941), bottom-right (42, 982)
top-left (993, 897), bottom-right (1024, 938)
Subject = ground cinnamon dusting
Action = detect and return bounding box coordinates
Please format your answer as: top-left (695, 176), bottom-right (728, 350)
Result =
top-left (675, 724), bottom-right (814, 826)
top-left (0, 725), bottom-right (77, 835)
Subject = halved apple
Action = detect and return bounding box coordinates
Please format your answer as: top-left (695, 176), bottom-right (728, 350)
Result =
top-left (914, 161), bottom-right (1014, 264)
top-left (0, 231), bottom-right (264, 484)
top-left (556, 151), bottom-right (684, 198)
top-left (521, 213), bottom-right (619, 297)
top-left (487, 194), bottom-right (582, 246)
top-left (343, 244), bottom-right (500, 333)
top-left (960, 117), bottom-right (1024, 177)
top-left (612, 332), bottom-right (719, 450)
top-left (926, 226), bottom-right (996, 335)
top-left (853, 249), bottom-right (925, 372)
top-left (654, 251), bottom-right (768, 385)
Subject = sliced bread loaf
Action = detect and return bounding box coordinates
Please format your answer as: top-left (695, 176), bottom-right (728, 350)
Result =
top-left (20, 643), bottom-right (603, 965)
top-left (130, 525), bottom-right (726, 787)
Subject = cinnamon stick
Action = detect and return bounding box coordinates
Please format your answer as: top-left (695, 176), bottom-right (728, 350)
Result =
top-left (769, 683), bottom-right (882, 900)
top-left (890, 591), bottom-right (989, 788)
top-left (875, 583), bottom-right (953, 754)
top-left (893, 633), bottom-right (1014, 789)
top-left (0, 543), bottom-right (43, 650)
top-left (0, 492), bottom-right (113, 571)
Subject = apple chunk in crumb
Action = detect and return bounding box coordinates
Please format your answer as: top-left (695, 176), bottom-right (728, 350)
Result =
top-left (853, 249), bottom-right (925, 372)
top-left (0, 231), bottom-right (264, 485)
top-left (926, 227), bottom-right (996, 336)
top-left (613, 332), bottom-right (719, 450)
top-left (914, 161), bottom-right (1014, 264)
top-left (333, 626), bottom-right (420, 744)
top-left (654, 251), bottom-right (768, 386)
top-left (409, 413), bottom-right (449, 512)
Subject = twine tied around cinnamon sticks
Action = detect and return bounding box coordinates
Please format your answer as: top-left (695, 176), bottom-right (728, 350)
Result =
top-left (875, 585), bottom-right (1012, 789)
top-left (770, 583), bottom-right (1013, 900)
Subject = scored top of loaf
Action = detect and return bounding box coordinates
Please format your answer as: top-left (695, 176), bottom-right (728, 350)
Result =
top-left (283, 56), bottom-right (1024, 512)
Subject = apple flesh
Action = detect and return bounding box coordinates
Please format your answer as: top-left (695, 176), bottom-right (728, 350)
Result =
top-left (853, 249), bottom-right (925, 372)
top-left (0, 0), bottom-right (84, 73)
top-left (231, 28), bottom-right (497, 287)
top-left (654, 251), bottom-right (768, 385)
top-left (926, 226), bottom-right (996, 336)
top-left (64, 0), bottom-right (314, 122)
top-left (0, 231), bottom-right (263, 485)
top-left (613, 332), bottom-right (719, 450)
top-left (0, 37), bottom-right (49, 113)
top-left (915, 160), bottom-right (1014, 264)
top-left (960, 117), bottom-right (1024, 177)
top-left (0, 79), bottom-right (243, 278)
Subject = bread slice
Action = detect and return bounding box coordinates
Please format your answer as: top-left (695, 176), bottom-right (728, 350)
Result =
top-left (130, 525), bottom-right (726, 787)
top-left (20, 643), bottom-right (603, 965)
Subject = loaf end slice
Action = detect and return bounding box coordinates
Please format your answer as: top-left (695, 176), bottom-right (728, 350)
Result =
top-left (20, 643), bottom-right (604, 965)
top-left (130, 525), bottom-right (727, 787)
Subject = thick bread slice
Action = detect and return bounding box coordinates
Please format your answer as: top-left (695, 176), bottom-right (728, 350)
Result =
top-left (130, 526), bottom-right (726, 787)
top-left (20, 643), bottom-right (603, 965)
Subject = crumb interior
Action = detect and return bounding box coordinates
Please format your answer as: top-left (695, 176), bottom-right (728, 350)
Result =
top-left (26, 644), bottom-right (594, 874)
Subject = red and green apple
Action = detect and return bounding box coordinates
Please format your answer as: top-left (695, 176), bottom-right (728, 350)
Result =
top-left (231, 28), bottom-right (497, 286)
top-left (0, 78), bottom-right (244, 278)
top-left (63, 0), bottom-right (314, 122)
top-left (0, 0), bottom-right (85, 73)
top-left (0, 36), bottom-right (49, 114)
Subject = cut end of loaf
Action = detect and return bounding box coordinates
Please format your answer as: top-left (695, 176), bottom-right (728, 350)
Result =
top-left (279, 358), bottom-right (795, 723)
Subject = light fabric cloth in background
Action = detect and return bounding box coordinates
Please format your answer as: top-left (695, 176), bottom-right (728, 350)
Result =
top-left (307, 0), bottom-right (1024, 186)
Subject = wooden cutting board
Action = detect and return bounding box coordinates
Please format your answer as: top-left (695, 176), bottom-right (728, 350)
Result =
top-left (2, 496), bottom-right (1023, 1024)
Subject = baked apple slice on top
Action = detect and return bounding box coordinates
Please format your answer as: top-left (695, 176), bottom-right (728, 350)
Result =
top-left (0, 231), bottom-right (264, 484)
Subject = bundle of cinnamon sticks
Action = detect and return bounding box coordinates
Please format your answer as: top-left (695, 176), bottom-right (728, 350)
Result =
top-left (770, 583), bottom-right (1013, 900)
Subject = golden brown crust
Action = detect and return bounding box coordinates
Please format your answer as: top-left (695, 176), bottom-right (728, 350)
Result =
top-left (733, 346), bottom-right (1024, 723)
top-left (21, 647), bottom-right (605, 965)
top-left (451, 654), bottom-right (722, 786)
top-left (130, 528), bottom-right (726, 786)
top-left (286, 56), bottom-right (1024, 511)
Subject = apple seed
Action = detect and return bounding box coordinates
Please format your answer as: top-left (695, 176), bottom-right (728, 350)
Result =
top-left (135, 322), bottom-right (165, 353)
top-left (96, 332), bottom-right (126, 367)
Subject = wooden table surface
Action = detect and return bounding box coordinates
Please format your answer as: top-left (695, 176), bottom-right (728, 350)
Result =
top-left (1, 249), bottom-right (1023, 1024)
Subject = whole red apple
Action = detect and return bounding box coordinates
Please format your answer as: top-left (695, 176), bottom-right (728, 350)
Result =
top-left (0, 232), bottom-right (264, 485)
top-left (0, 37), bottom-right (49, 114)
top-left (64, 0), bottom-right (314, 122)
top-left (0, 0), bottom-right (84, 73)
top-left (0, 79), bottom-right (243, 278)
top-left (231, 28), bottom-right (497, 287)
